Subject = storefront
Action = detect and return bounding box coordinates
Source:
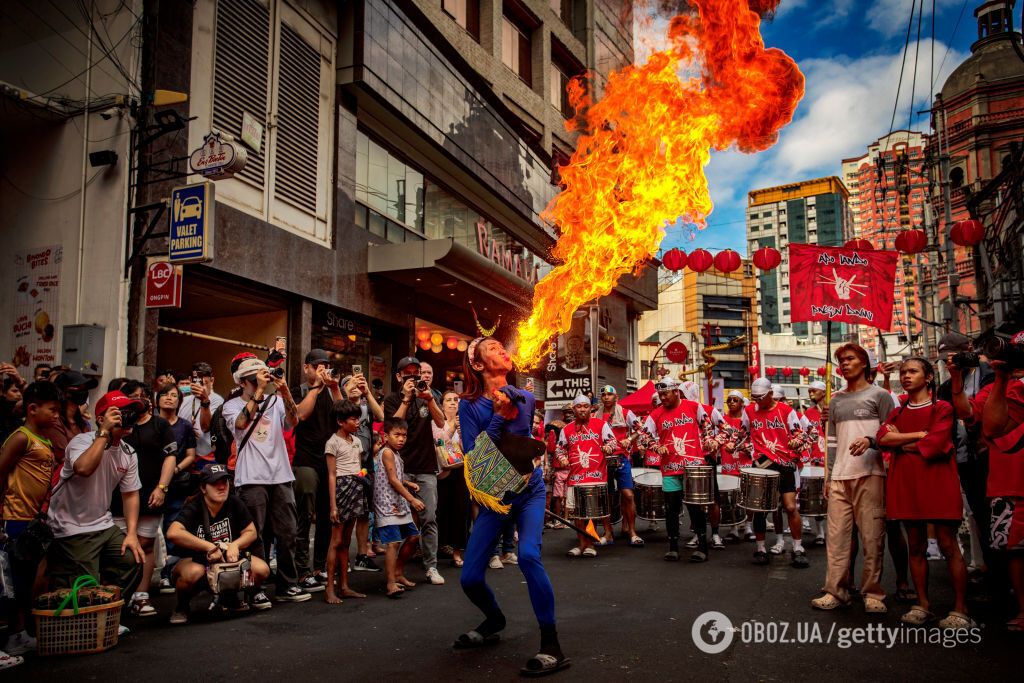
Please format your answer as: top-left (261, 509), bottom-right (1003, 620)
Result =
top-left (310, 304), bottom-right (402, 390)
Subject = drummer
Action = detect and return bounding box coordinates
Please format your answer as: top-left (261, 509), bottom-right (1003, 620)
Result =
top-left (556, 395), bottom-right (617, 558)
top-left (593, 386), bottom-right (644, 547)
top-left (722, 390), bottom-right (755, 542)
top-left (640, 378), bottom-right (715, 562)
top-left (803, 381), bottom-right (828, 544)
top-left (742, 378), bottom-right (811, 568)
top-left (681, 381), bottom-right (727, 551)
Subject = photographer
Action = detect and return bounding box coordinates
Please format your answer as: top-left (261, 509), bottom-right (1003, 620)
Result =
top-left (221, 357), bottom-right (309, 605)
top-left (290, 349), bottom-right (343, 592)
top-left (383, 357), bottom-right (446, 586)
top-left (165, 464), bottom-right (270, 624)
top-left (46, 392), bottom-right (146, 625)
top-left (178, 362), bottom-right (224, 472)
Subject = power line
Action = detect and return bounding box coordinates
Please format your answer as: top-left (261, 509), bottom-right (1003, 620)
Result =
top-left (930, 0), bottom-right (969, 92)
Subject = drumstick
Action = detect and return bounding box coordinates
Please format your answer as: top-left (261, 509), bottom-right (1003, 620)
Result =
top-left (544, 510), bottom-right (603, 541)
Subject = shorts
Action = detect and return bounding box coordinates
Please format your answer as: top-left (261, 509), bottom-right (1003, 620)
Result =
top-left (114, 513), bottom-right (162, 539)
top-left (377, 522), bottom-right (419, 545)
top-left (552, 470), bottom-right (569, 498)
top-left (768, 462), bottom-right (797, 495)
top-left (991, 497), bottom-right (1024, 552)
top-left (335, 475), bottom-right (369, 523)
top-left (611, 457), bottom-right (634, 491)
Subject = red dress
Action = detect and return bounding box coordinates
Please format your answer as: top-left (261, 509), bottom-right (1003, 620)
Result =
top-left (878, 399), bottom-right (961, 521)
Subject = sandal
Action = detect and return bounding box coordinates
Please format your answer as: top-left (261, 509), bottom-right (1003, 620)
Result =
top-left (938, 611), bottom-right (976, 630)
top-left (810, 593), bottom-right (848, 610)
top-left (894, 587), bottom-right (918, 604)
top-left (566, 547), bottom-right (582, 557)
top-left (520, 653), bottom-right (571, 677)
top-left (900, 605), bottom-right (934, 626)
top-left (582, 547), bottom-right (597, 557)
top-left (453, 630), bottom-right (501, 649)
top-left (629, 536), bottom-right (645, 547)
top-left (864, 597), bottom-right (887, 614)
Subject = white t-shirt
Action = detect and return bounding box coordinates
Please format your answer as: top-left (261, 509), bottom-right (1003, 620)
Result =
top-left (221, 395), bottom-right (295, 486)
top-left (325, 433), bottom-right (363, 477)
top-left (48, 432), bottom-right (142, 538)
top-left (179, 391), bottom-right (225, 456)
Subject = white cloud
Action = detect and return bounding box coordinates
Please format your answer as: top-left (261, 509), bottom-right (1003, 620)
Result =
top-left (866, 0), bottom-right (963, 37)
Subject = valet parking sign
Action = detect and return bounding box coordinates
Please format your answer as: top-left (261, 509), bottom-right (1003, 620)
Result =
top-left (789, 243), bottom-right (898, 330)
top-left (169, 182), bottom-right (214, 264)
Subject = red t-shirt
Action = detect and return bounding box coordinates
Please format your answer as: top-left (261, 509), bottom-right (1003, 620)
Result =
top-left (803, 405), bottom-right (826, 465)
top-left (643, 400), bottom-right (708, 475)
top-left (719, 414), bottom-right (750, 474)
top-left (971, 381), bottom-right (1024, 498)
top-left (743, 402), bottom-right (802, 465)
top-left (559, 418), bottom-right (614, 486)
top-left (643, 406), bottom-right (664, 467)
top-left (599, 409), bottom-right (638, 455)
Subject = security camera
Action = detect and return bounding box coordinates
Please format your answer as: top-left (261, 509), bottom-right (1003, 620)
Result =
top-left (99, 107), bottom-right (121, 120)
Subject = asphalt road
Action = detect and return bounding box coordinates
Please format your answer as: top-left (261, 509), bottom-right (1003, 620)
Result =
top-left (21, 523), bottom-right (1018, 681)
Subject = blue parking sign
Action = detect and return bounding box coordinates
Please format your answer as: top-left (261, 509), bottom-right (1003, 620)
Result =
top-left (169, 182), bottom-right (215, 263)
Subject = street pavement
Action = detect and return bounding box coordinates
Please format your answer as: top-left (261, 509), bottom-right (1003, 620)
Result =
top-left (24, 523), bottom-right (1017, 681)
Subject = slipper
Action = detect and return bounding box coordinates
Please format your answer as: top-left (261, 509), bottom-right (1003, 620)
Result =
top-left (582, 547), bottom-right (597, 557)
top-left (629, 536), bottom-right (645, 547)
top-left (598, 538), bottom-right (614, 546)
top-left (864, 597), bottom-right (887, 614)
top-left (520, 653), bottom-right (571, 677)
top-left (900, 605), bottom-right (934, 626)
top-left (566, 547), bottom-right (582, 557)
top-left (453, 630), bottom-right (501, 649)
top-left (1006, 616), bottom-right (1024, 632)
top-left (895, 587), bottom-right (918, 604)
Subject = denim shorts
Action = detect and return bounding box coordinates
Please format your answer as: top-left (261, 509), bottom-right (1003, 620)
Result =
top-left (611, 457), bottom-right (634, 491)
top-left (377, 522), bottom-right (419, 545)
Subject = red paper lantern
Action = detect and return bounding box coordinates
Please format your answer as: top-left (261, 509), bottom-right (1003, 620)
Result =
top-left (687, 248), bottom-right (714, 273)
top-left (816, 366), bottom-right (826, 376)
top-left (894, 229), bottom-right (927, 254)
top-left (781, 366), bottom-right (793, 377)
top-left (765, 366), bottom-right (777, 377)
top-left (662, 248), bottom-right (687, 271)
top-left (799, 367), bottom-right (810, 377)
top-left (752, 246), bottom-right (781, 271)
top-left (713, 249), bottom-right (742, 273)
top-left (950, 219), bottom-right (984, 247)
top-left (748, 366), bottom-right (759, 376)
top-left (844, 238), bottom-right (874, 251)
top-left (445, 336), bottom-right (458, 350)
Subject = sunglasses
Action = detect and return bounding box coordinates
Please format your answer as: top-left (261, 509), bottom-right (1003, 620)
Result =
top-left (654, 383), bottom-right (677, 391)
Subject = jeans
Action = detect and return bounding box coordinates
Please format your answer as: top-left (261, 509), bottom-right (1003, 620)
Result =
top-left (461, 468), bottom-right (556, 627)
top-left (293, 465), bottom-right (330, 575)
top-left (160, 495), bottom-right (185, 581)
top-left (237, 483), bottom-right (300, 590)
top-left (47, 526), bottom-right (141, 619)
top-left (409, 473), bottom-right (438, 570)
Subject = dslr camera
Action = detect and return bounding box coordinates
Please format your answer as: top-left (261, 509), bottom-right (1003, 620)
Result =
top-left (118, 407), bottom-right (141, 429)
top-left (407, 375), bottom-right (429, 392)
top-left (983, 334), bottom-right (1024, 371)
top-left (270, 367), bottom-right (286, 379)
top-left (951, 350), bottom-right (980, 369)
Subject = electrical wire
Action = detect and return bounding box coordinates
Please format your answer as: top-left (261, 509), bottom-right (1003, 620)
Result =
top-left (1, 168), bottom-right (105, 202)
top-left (930, 0), bottom-right (969, 92)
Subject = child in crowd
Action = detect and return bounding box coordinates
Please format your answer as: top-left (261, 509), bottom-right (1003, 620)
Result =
top-left (324, 400), bottom-right (370, 604)
top-left (373, 417), bottom-right (425, 598)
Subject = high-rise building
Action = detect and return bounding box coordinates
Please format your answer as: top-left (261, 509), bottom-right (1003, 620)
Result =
top-left (841, 131), bottom-right (929, 358)
top-left (746, 176), bottom-right (853, 342)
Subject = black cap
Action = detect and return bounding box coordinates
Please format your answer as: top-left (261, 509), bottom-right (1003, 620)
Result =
top-left (396, 356), bottom-right (421, 372)
top-left (937, 332), bottom-right (971, 353)
top-left (304, 349), bottom-right (331, 365)
top-left (53, 371), bottom-right (99, 392)
top-left (200, 464), bottom-right (232, 485)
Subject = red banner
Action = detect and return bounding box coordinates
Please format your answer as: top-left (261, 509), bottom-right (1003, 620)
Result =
top-left (788, 243), bottom-right (898, 330)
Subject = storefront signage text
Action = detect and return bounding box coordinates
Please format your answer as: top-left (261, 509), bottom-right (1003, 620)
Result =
top-left (322, 310), bottom-right (372, 337)
top-left (189, 130), bottom-right (248, 180)
top-left (476, 220), bottom-right (540, 285)
top-left (169, 182), bottom-right (215, 264)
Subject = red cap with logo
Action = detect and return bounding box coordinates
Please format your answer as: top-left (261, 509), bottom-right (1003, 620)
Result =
top-left (94, 391), bottom-right (144, 418)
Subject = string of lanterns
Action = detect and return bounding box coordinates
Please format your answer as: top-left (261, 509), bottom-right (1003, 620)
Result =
top-left (759, 366), bottom-right (830, 378)
top-left (416, 329), bottom-right (470, 354)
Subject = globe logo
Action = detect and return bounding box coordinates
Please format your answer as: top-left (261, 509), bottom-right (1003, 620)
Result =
top-left (692, 611), bottom-right (735, 654)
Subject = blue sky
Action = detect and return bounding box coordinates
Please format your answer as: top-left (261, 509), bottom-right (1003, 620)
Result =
top-left (652, 0), bottom-right (977, 256)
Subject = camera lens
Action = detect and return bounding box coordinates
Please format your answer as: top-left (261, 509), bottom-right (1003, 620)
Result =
top-left (271, 367), bottom-right (285, 379)
top-left (417, 380), bottom-right (429, 392)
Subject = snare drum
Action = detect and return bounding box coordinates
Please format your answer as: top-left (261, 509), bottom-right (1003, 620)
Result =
top-left (634, 470), bottom-right (665, 521)
top-left (739, 467), bottom-right (781, 512)
top-left (717, 475), bottom-right (744, 526)
top-left (566, 483), bottom-right (610, 520)
top-left (799, 466), bottom-right (827, 517)
top-left (683, 465), bottom-right (715, 506)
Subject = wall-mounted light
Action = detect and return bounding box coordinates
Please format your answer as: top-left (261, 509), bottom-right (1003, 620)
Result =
top-left (88, 150), bottom-right (118, 168)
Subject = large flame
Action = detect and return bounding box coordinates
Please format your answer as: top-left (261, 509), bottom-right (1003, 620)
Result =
top-left (512, 0), bottom-right (804, 369)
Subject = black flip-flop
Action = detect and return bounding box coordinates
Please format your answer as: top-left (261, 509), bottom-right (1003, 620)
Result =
top-left (453, 630), bottom-right (501, 649)
top-left (520, 654), bottom-right (571, 677)
top-left (384, 589), bottom-right (403, 599)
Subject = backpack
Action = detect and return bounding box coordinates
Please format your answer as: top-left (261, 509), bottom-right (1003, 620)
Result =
top-left (210, 404), bottom-right (234, 465)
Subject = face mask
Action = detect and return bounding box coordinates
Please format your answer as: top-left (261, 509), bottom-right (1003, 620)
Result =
top-left (180, 385), bottom-right (192, 395)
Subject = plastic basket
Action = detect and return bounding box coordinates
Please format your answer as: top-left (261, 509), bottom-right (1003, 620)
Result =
top-left (33, 599), bottom-right (123, 656)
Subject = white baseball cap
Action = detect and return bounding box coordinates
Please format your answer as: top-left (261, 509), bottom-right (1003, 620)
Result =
top-left (233, 358), bottom-right (268, 385)
top-left (751, 377), bottom-right (773, 397)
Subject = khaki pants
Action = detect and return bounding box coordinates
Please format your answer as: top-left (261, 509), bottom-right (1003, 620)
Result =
top-left (824, 475), bottom-right (886, 603)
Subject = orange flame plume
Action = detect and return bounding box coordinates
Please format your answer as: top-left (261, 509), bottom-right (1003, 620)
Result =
top-left (512, 0), bottom-right (804, 369)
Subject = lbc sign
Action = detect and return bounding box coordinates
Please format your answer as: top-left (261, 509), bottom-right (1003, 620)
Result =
top-left (169, 182), bottom-right (215, 263)
top-left (145, 260), bottom-right (183, 308)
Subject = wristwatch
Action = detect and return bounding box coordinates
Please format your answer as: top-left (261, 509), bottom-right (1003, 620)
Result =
top-left (158, 483), bottom-right (169, 492)
top-left (96, 429), bottom-right (111, 441)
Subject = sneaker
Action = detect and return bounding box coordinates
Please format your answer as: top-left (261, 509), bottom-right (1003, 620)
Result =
top-left (169, 609), bottom-right (189, 625)
top-left (158, 577), bottom-right (175, 594)
top-left (314, 570), bottom-right (329, 584)
top-left (489, 555), bottom-right (504, 569)
top-left (711, 534), bottom-right (725, 549)
top-left (791, 550), bottom-right (809, 568)
top-left (300, 575), bottom-right (325, 593)
top-left (926, 548), bottom-right (945, 561)
top-left (3, 631), bottom-right (36, 656)
top-left (501, 552), bottom-right (518, 565)
top-left (426, 567), bottom-right (445, 585)
top-left (752, 550), bottom-right (770, 565)
top-left (745, 532), bottom-right (756, 542)
top-left (275, 586), bottom-right (312, 603)
top-left (353, 555), bottom-right (381, 572)
top-left (131, 596), bottom-right (157, 618)
top-left (0, 652), bottom-right (24, 670)
top-left (769, 540), bottom-right (786, 555)
top-left (117, 625), bottom-right (131, 636)
top-left (251, 591), bottom-right (273, 611)
top-left (802, 520), bottom-right (812, 532)
top-left (685, 536), bottom-right (700, 549)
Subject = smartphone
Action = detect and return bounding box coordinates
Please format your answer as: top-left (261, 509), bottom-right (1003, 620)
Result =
top-left (275, 336), bottom-right (287, 353)
top-left (353, 364), bottom-right (363, 376)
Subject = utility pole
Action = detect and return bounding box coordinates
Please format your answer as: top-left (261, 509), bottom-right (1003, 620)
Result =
top-left (935, 98), bottom-right (960, 333)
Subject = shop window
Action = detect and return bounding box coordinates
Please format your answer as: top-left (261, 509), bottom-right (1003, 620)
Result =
top-left (202, 0), bottom-right (335, 244)
top-left (355, 131), bottom-right (425, 238)
top-left (442, 0), bottom-right (480, 40)
top-left (501, 13), bottom-right (532, 86)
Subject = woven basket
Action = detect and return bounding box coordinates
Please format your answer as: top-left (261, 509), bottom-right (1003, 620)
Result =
top-left (33, 599), bottom-right (123, 656)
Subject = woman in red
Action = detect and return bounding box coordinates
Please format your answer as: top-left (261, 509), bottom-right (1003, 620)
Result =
top-left (878, 357), bottom-right (972, 629)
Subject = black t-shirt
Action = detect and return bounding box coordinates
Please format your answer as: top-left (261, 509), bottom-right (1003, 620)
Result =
top-left (383, 392), bottom-right (435, 474)
top-left (290, 384), bottom-right (334, 474)
top-left (173, 494), bottom-right (254, 563)
top-left (112, 415), bottom-right (177, 516)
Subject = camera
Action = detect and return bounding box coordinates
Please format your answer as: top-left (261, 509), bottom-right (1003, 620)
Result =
top-left (951, 351), bottom-right (980, 369)
top-left (330, 367), bottom-right (341, 379)
top-left (416, 379), bottom-right (429, 392)
top-left (270, 367), bottom-right (285, 379)
top-left (119, 408), bottom-right (141, 429)
top-left (983, 334), bottom-right (1024, 370)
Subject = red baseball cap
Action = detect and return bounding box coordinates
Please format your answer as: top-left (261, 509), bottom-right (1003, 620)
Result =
top-left (94, 391), bottom-right (144, 418)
